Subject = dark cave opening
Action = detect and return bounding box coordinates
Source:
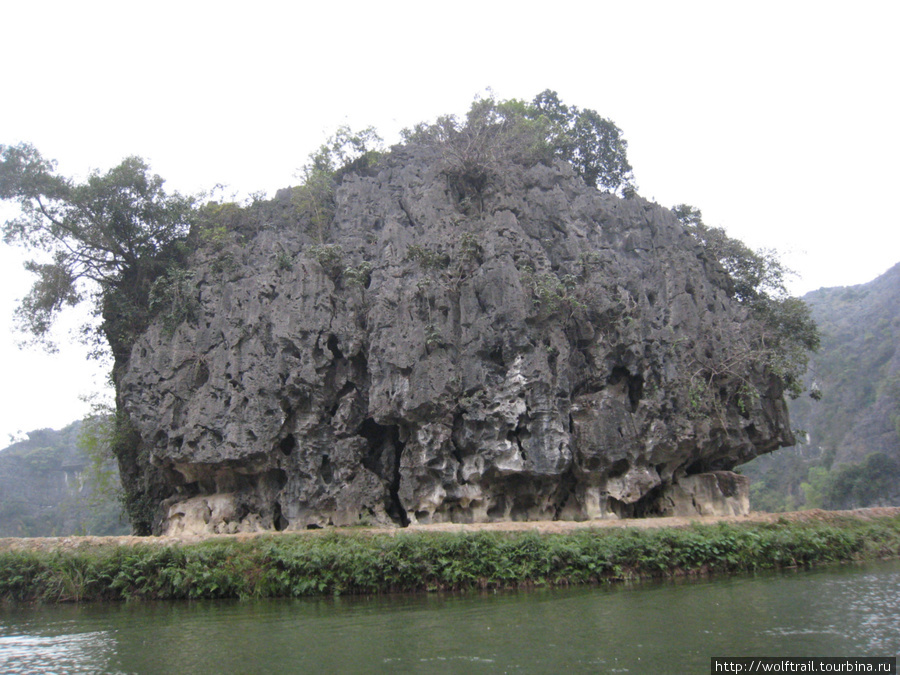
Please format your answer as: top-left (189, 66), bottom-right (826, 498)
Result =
top-left (483, 475), bottom-right (567, 522)
top-left (320, 454), bottom-right (334, 484)
top-left (607, 458), bottom-right (630, 478)
top-left (607, 484), bottom-right (667, 518)
top-left (272, 500), bottom-right (288, 531)
top-left (686, 456), bottom-right (732, 475)
top-left (278, 434), bottom-right (296, 456)
top-left (326, 334), bottom-right (343, 360)
top-left (507, 425), bottom-right (530, 461)
top-left (552, 467), bottom-right (579, 520)
top-left (487, 497), bottom-right (506, 520)
top-left (685, 459), bottom-right (708, 476)
top-left (608, 366), bottom-right (644, 412)
top-left (359, 417), bottom-right (409, 526)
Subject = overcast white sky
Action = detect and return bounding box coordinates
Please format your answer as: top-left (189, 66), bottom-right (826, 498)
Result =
top-left (1, 1), bottom-right (898, 443)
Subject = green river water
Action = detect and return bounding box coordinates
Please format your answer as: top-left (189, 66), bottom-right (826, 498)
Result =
top-left (1, 559), bottom-right (898, 673)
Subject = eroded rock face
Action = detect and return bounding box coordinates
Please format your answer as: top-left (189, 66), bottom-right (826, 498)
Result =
top-left (659, 471), bottom-right (750, 518)
top-left (118, 144), bottom-right (792, 533)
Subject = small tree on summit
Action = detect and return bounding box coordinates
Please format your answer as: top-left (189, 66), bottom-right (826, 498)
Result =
top-left (292, 125), bottom-right (384, 243)
top-left (531, 89), bottom-right (634, 193)
top-left (402, 90), bottom-right (636, 197)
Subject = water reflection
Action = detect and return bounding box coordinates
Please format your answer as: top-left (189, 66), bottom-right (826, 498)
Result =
top-left (762, 566), bottom-right (900, 655)
top-left (1, 560), bottom-right (898, 673)
top-left (0, 631), bottom-right (118, 674)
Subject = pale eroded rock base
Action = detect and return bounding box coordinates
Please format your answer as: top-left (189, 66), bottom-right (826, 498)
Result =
top-left (659, 471), bottom-right (750, 517)
top-left (161, 470), bottom-right (750, 534)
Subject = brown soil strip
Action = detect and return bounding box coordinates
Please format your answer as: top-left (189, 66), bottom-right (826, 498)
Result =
top-left (3, 507), bottom-right (898, 554)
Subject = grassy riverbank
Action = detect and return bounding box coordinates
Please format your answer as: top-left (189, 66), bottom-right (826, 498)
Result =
top-left (3, 511), bottom-right (900, 603)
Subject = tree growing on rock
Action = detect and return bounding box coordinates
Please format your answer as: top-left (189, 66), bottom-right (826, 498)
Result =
top-left (402, 90), bottom-right (636, 200)
top-left (292, 126), bottom-right (384, 243)
top-left (531, 89), bottom-right (634, 193)
top-left (0, 143), bottom-right (197, 358)
top-left (1, 143), bottom-right (201, 533)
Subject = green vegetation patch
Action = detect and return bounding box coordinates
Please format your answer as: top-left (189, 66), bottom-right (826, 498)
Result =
top-left (3, 515), bottom-right (900, 604)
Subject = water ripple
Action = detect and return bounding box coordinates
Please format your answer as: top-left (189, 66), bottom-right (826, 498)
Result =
top-left (0, 631), bottom-right (125, 675)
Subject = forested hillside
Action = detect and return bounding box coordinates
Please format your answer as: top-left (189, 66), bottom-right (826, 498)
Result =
top-left (0, 422), bottom-right (127, 536)
top-left (741, 263), bottom-right (900, 510)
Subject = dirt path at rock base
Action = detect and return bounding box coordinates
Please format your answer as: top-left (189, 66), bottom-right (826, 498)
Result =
top-left (3, 507), bottom-right (899, 554)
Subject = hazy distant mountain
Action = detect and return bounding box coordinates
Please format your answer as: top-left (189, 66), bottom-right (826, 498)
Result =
top-left (794, 262), bottom-right (900, 464)
top-left (0, 422), bottom-right (128, 536)
top-left (741, 263), bottom-right (900, 510)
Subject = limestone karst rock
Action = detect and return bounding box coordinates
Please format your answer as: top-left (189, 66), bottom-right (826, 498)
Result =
top-left (118, 142), bottom-right (794, 534)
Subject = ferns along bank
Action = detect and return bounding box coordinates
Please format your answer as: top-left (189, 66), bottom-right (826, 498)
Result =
top-left (2, 513), bottom-right (900, 604)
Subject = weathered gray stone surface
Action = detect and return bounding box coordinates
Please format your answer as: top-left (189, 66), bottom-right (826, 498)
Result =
top-left (659, 471), bottom-right (750, 518)
top-left (119, 144), bottom-right (793, 533)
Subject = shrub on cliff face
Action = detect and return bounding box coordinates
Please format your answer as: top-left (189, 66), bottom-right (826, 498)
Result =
top-left (148, 268), bottom-right (200, 336)
top-left (292, 126), bottom-right (384, 243)
top-left (673, 203), bottom-right (819, 402)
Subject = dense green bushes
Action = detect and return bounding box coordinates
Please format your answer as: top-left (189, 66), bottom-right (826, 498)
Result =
top-left (744, 450), bottom-right (900, 512)
top-left (3, 514), bottom-right (899, 604)
top-left (811, 453), bottom-right (900, 509)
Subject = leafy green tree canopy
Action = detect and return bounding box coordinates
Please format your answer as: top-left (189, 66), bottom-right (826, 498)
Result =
top-left (304, 124), bottom-right (384, 177)
top-left (531, 89), bottom-right (634, 192)
top-left (672, 204), bottom-right (787, 303)
top-left (402, 90), bottom-right (635, 195)
top-left (0, 143), bottom-right (197, 351)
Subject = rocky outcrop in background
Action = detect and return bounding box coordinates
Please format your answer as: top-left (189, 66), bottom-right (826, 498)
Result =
top-left (119, 143), bottom-right (793, 534)
top-left (792, 263), bottom-right (900, 466)
top-left (0, 424), bottom-right (127, 537)
top-left (741, 263), bottom-right (900, 511)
